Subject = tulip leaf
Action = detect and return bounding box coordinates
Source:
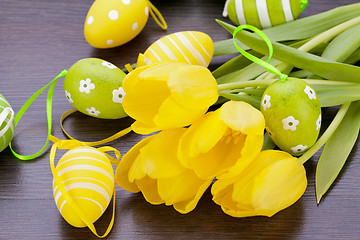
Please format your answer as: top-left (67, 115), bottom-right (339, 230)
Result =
top-left (214, 3), bottom-right (360, 56)
top-left (313, 84), bottom-right (360, 107)
top-left (316, 101), bottom-right (360, 203)
top-left (219, 91), bottom-right (261, 109)
top-left (217, 19), bottom-right (360, 83)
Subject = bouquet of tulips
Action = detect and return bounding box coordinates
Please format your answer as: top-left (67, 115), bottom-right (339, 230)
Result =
top-left (113, 3), bottom-right (360, 218)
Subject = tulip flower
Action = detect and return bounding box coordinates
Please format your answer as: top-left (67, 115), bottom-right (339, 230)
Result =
top-left (211, 150), bottom-right (307, 218)
top-left (115, 128), bottom-right (213, 214)
top-left (122, 61), bottom-right (219, 134)
top-left (178, 101), bottom-right (265, 180)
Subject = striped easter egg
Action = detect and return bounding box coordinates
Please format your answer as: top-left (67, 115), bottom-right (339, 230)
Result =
top-left (52, 146), bottom-right (115, 228)
top-left (223, 0), bottom-right (308, 29)
top-left (136, 31), bottom-right (214, 67)
top-left (0, 94), bottom-right (15, 153)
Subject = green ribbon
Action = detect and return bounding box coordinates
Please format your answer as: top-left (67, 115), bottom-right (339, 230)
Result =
top-left (232, 24), bottom-right (288, 82)
top-left (9, 70), bottom-right (67, 160)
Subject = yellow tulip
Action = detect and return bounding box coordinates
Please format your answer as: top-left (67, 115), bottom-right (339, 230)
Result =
top-left (211, 150), bottom-right (307, 218)
top-left (122, 61), bottom-right (218, 134)
top-left (178, 101), bottom-right (265, 180)
top-left (115, 128), bottom-right (213, 214)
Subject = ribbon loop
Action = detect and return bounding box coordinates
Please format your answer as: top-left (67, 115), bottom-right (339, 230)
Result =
top-left (232, 25), bottom-right (288, 82)
top-left (60, 109), bottom-right (132, 147)
top-left (9, 70), bottom-right (67, 160)
top-left (148, 1), bottom-right (168, 30)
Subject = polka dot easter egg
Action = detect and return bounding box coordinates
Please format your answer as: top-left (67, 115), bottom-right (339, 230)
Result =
top-left (0, 94), bottom-right (15, 152)
top-left (260, 78), bottom-right (321, 156)
top-left (84, 0), bottom-right (167, 48)
top-left (64, 58), bottom-right (127, 119)
top-left (136, 31), bottom-right (214, 68)
top-left (52, 146), bottom-right (116, 228)
top-left (223, 0), bottom-right (308, 29)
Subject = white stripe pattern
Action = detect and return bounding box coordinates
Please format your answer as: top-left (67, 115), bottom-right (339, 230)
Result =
top-left (256, 0), bottom-right (272, 29)
top-left (282, 0), bottom-right (294, 22)
top-left (174, 32), bottom-right (207, 66)
top-left (188, 31), bottom-right (211, 58)
top-left (149, 48), bottom-right (162, 61)
top-left (56, 156), bottom-right (112, 170)
top-left (235, 0), bottom-right (246, 25)
top-left (62, 177), bottom-right (113, 193)
top-left (61, 148), bottom-right (107, 159)
top-left (166, 36), bottom-right (192, 64)
top-left (57, 165), bottom-right (114, 184)
top-left (156, 40), bottom-right (179, 61)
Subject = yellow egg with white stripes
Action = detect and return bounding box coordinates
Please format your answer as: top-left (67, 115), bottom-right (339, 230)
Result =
top-left (52, 146), bottom-right (115, 228)
top-left (136, 31), bottom-right (214, 67)
top-left (223, 0), bottom-right (308, 29)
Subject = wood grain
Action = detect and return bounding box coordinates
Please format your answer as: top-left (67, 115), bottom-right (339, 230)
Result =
top-left (0, 0), bottom-right (359, 239)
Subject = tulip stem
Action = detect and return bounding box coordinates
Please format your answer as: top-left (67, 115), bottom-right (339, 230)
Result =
top-left (217, 78), bottom-right (355, 92)
top-left (299, 102), bottom-right (351, 164)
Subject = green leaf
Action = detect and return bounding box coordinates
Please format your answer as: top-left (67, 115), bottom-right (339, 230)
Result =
top-left (316, 101), bottom-right (360, 203)
top-left (321, 24), bottom-right (360, 63)
top-left (313, 84), bottom-right (360, 107)
top-left (214, 3), bottom-right (360, 56)
top-left (219, 91), bottom-right (261, 109)
top-left (217, 19), bottom-right (360, 83)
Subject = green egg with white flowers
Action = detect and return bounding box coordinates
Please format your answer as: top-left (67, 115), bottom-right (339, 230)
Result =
top-left (64, 58), bottom-right (128, 119)
top-left (260, 78), bottom-right (321, 156)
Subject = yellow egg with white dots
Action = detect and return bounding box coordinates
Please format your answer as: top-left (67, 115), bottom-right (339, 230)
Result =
top-left (84, 0), bottom-right (151, 48)
top-left (52, 146), bottom-right (115, 228)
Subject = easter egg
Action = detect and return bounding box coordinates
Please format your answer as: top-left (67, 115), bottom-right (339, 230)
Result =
top-left (224, 0), bottom-right (308, 29)
top-left (84, 0), bottom-right (150, 48)
top-left (260, 78), bottom-right (321, 156)
top-left (52, 146), bottom-right (115, 228)
top-left (136, 31), bottom-right (214, 67)
top-left (64, 58), bottom-right (128, 119)
top-left (0, 94), bottom-right (15, 152)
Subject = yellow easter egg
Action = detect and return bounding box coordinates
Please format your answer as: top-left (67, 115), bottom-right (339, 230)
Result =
top-left (84, 0), bottom-right (150, 48)
top-left (136, 31), bottom-right (214, 67)
top-left (52, 146), bottom-right (115, 228)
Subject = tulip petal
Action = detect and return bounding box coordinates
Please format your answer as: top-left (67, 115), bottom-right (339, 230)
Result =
top-left (251, 156), bottom-right (307, 217)
top-left (212, 150), bottom-right (307, 218)
top-left (218, 134), bottom-right (264, 179)
top-left (115, 136), bottom-right (154, 193)
top-left (220, 101), bottom-right (265, 136)
top-left (123, 79), bottom-right (170, 128)
top-left (182, 134), bottom-right (246, 180)
top-left (157, 170), bottom-right (213, 213)
top-left (167, 64), bottom-right (218, 112)
top-left (178, 110), bottom-right (227, 161)
top-left (154, 96), bottom-right (204, 129)
top-left (136, 176), bottom-right (164, 205)
top-left (139, 129), bottom-right (187, 179)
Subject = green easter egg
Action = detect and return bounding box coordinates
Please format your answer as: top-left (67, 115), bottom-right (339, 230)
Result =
top-left (0, 94), bottom-right (15, 152)
top-left (227, 0), bottom-right (307, 29)
top-left (260, 78), bottom-right (321, 156)
top-left (64, 58), bottom-right (127, 119)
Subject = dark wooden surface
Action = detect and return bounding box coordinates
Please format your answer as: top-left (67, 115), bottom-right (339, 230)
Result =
top-left (0, 0), bottom-right (359, 239)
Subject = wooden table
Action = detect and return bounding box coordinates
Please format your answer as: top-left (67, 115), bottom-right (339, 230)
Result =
top-left (0, 0), bottom-right (359, 239)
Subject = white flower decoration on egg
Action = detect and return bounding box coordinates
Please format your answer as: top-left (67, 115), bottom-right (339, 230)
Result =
top-left (261, 94), bottom-right (271, 111)
top-left (86, 107), bottom-right (100, 116)
top-left (316, 114), bottom-right (322, 131)
top-left (79, 78), bottom-right (95, 94)
top-left (291, 144), bottom-right (308, 154)
top-left (65, 90), bottom-right (73, 103)
top-left (112, 87), bottom-right (126, 103)
top-left (304, 86), bottom-right (316, 100)
top-left (102, 61), bottom-right (116, 69)
top-left (282, 116), bottom-right (299, 131)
